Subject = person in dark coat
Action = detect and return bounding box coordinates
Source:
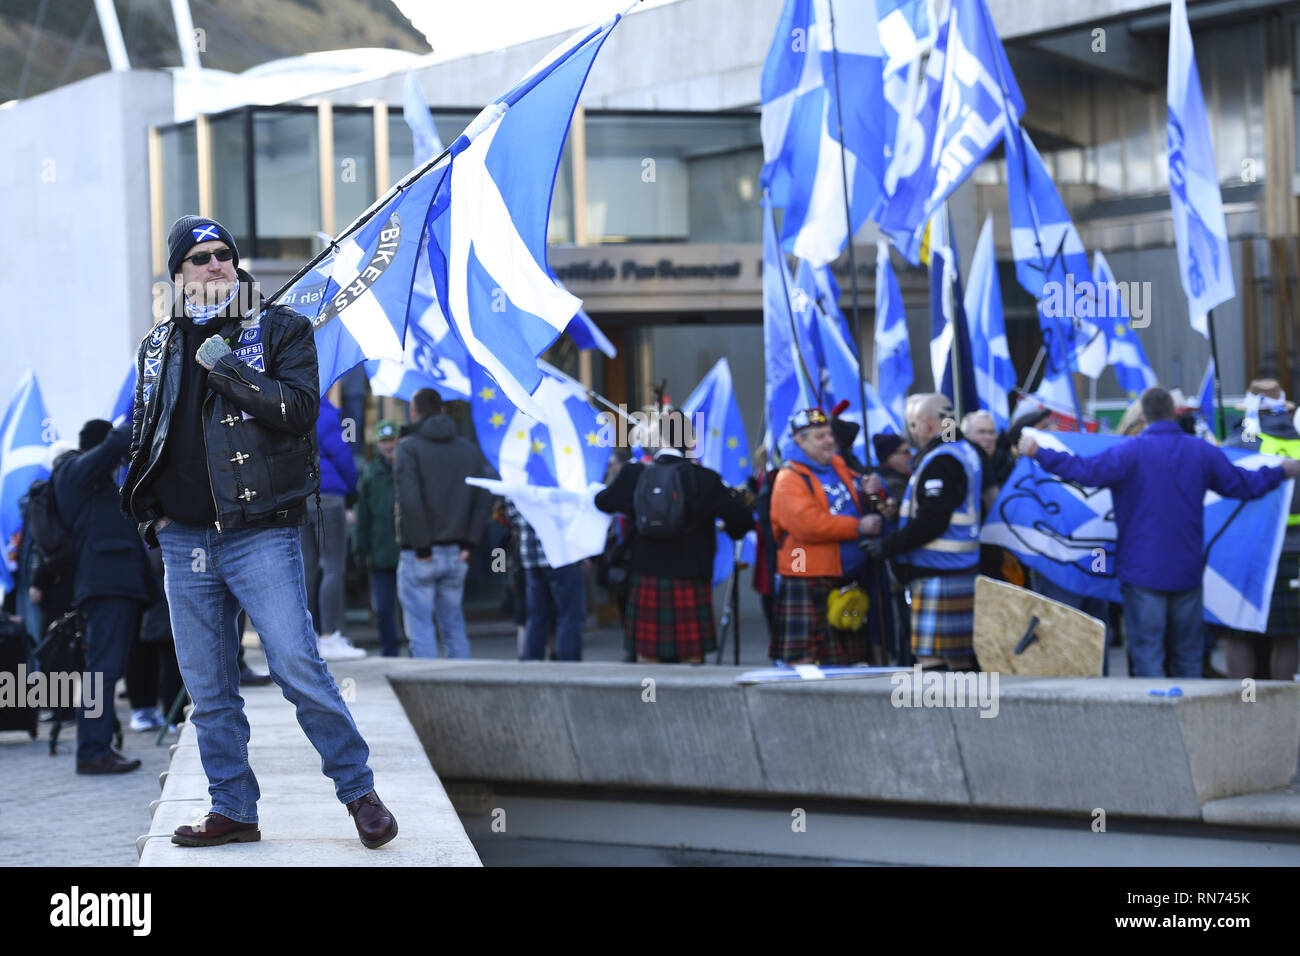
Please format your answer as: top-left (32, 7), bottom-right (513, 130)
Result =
top-left (52, 419), bottom-right (156, 774)
top-left (353, 419), bottom-right (403, 657)
top-left (594, 409), bottom-right (753, 663)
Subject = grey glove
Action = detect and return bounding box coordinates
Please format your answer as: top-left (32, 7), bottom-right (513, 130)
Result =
top-left (196, 334), bottom-right (232, 370)
top-left (859, 537), bottom-right (885, 559)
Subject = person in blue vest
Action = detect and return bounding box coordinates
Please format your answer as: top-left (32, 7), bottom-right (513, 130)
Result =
top-left (1019, 386), bottom-right (1300, 678)
top-left (861, 393), bottom-right (983, 671)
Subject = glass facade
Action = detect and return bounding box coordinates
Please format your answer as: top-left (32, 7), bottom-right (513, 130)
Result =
top-left (252, 108), bottom-right (320, 260)
top-left (159, 124), bottom-right (198, 244)
top-left (584, 112), bottom-right (762, 244)
top-left (209, 111), bottom-right (251, 255)
top-left (332, 108), bottom-right (376, 235)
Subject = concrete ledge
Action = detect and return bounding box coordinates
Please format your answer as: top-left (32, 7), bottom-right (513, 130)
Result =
top-left (1202, 788), bottom-right (1300, 831)
top-left (390, 663), bottom-right (1300, 822)
top-left (139, 658), bottom-right (481, 866)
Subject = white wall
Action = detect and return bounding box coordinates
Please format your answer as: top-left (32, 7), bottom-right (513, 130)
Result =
top-left (0, 70), bottom-right (172, 438)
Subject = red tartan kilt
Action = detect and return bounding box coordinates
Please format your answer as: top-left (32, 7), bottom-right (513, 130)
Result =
top-left (625, 574), bottom-right (716, 661)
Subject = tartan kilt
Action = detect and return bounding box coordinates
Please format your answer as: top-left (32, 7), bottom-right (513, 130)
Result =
top-left (910, 573), bottom-right (976, 661)
top-left (770, 575), bottom-right (869, 665)
top-left (1220, 549), bottom-right (1300, 640)
top-left (625, 574), bottom-right (716, 661)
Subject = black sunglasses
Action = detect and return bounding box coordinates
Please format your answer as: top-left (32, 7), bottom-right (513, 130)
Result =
top-left (184, 248), bottom-right (234, 266)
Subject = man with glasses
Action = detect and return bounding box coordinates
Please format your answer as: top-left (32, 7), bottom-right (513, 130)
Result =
top-left (120, 216), bottom-right (397, 849)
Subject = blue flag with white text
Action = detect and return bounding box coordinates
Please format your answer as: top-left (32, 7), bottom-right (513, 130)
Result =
top-left (1092, 250), bottom-right (1157, 397)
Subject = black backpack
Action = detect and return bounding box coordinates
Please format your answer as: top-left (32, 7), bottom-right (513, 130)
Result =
top-left (633, 460), bottom-right (689, 538)
top-left (25, 475), bottom-right (77, 570)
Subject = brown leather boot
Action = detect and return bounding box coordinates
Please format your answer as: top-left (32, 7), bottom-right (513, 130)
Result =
top-left (346, 791), bottom-right (397, 849)
top-left (172, 812), bottom-right (261, 846)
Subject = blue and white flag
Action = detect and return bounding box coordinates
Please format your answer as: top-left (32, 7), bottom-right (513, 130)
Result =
top-left (919, 0), bottom-right (1023, 222)
top-left (876, 17), bottom-right (946, 264)
top-left (269, 168), bottom-right (445, 394)
top-left (874, 240), bottom-right (913, 430)
top-left (468, 360), bottom-right (612, 566)
top-left (981, 429), bottom-right (1292, 632)
top-left (964, 214), bottom-right (1014, 429)
top-left (761, 0), bottom-right (886, 265)
top-left (682, 358), bottom-right (755, 585)
top-left (928, 208), bottom-right (980, 417)
top-left (764, 201), bottom-right (818, 459)
top-left (1198, 357), bottom-right (1216, 427)
top-left (109, 364), bottom-right (136, 426)
top-left (794, 260), bottom-right (853, 356)
top-left (563, 299), bottom-right (617, 358)
top-left (682, 358), bottom-right (751, 488)
top-left (1092, 250), bottom-right (1157, 397)
top-left (877, 0), bottom-right (937, 75)
top-left (816, 299), bottom-right (900, 465)
top-left (403, 70), bottom-right (444, 168)
top-left (424, 14), bottom-right (624, 422)
top-left (1168, 0), bottom-right (1234, 335)
top-left (0, 373), bottom-right (54, 595)
top-left (1004, 121), bottom-right (1108, 381)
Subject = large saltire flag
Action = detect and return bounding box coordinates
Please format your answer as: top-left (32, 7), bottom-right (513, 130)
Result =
top-left (468, 360), bottom-right (611, 567)
top-left (981, 429), bottom-right (1293, 632)
top-left (964, 214), bottom-right (1015, 429)
top-left (1003, 120), bottom-right (1108, 385)
top-left (764, 200), bottom-right (818, 460)
top-left (793, 260), bottom-right (853, 357)
top-left (424, 13), bottom-right (626, 423)
top-left (1092, 250), bottom-right (1157, 397)
top-left (1168, 0), bottom-right (1234, 335)
top-left (874, 239), bottom-right (912, 430)
top-left (761, 0), bottom-right (887, 265)
top-left (877, 0), bottom-right (937, 76)
top-left (681, 358), bottom-right (756, 584)
top-left (0, 372), bottom-right (55, 596)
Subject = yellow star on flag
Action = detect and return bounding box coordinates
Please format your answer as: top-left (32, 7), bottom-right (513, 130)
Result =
top-left (515, 430), bottom-right (527, 441)
top-left (478, 386), bottom-right (496, 401)
top-left (585, 431), bottom-right (599, 446)
top-left (739, 457), bottom-right (748, 468)
top-left (727, 436), bottom-right (738, 449)
top-left (562, 445), bottom-right (573, 455)
top-left (1113, 323), bottom-right (1127, 338)
top-left (489, 412), bottom-right (505, 427)
top-left (530, 438), bottom-right (545, 455)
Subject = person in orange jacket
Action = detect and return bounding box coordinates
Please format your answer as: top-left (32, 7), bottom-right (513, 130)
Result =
top-left (769, 408), bottom-right (880, 664)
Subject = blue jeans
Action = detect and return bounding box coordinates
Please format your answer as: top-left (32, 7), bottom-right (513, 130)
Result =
top-left (77, 596), bottom-right (139, 762)
top-left (523, 563), bottom-right (585, 661)
top-left (397, 546), bottom-right (470, 659)
top-left (369, 569), bottom-right (400, 657)
top-left (1122, 582), bottom-right (1204, 678)
top-left (156, 522), bottom-right (374, 823)
top-left (300, 493), bottom-right (347, 635)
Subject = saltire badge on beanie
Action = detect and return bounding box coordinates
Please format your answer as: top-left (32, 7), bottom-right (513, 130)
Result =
top-left (790, 407), bottom-right (829, 435)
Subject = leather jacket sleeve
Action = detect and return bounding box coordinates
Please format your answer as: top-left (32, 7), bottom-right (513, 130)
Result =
top-left (129, 338), bottom-right (146, 463)
top-left (205, 308), bottom-right (319, 435)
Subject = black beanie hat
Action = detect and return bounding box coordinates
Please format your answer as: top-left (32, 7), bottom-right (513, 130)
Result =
top-left (872, 432), bottom-right (905, 463)
top-left (79, 419), bottom-right (113, 451)
top-left (167, 216), bottom-right (239, 278)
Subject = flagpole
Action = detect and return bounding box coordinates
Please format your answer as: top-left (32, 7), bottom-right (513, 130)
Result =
top-left (940, 204), bottom-right (968, 423)
top-left (825, 0), bottom-right (872, 463)
top-left (1206, 307), bottom-right (1225, 439)
top-left (765, 194), bottom-right (822, 408)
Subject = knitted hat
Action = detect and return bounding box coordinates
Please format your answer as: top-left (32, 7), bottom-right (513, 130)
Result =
top-left (872, 432), bottom-right (905, 463)
top-left (375, 419), bottom-right (400, 440)
top-left (167, 215), bottom-right (239, 278)
top-left (79, 419), bottom-right (113, 451)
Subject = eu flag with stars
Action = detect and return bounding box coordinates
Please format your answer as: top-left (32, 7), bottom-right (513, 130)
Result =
top-left (0, 372), bottom-right (54, 595)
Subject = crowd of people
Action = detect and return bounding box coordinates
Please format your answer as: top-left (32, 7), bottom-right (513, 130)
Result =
top-left (6, 212), bottom-right (1300, 848)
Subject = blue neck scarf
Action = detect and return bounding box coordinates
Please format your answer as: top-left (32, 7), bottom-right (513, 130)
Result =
top-left (184, 280), bottom-right (240, 323)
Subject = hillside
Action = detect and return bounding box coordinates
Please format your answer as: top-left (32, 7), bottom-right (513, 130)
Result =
top-left (0, 0), bottom-right (431, 100)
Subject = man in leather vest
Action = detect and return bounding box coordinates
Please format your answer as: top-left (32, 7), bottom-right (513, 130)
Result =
top-left (120, 216), bottom-right (396, 849)
top-left (861, 393), bottom-right (983, 671)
